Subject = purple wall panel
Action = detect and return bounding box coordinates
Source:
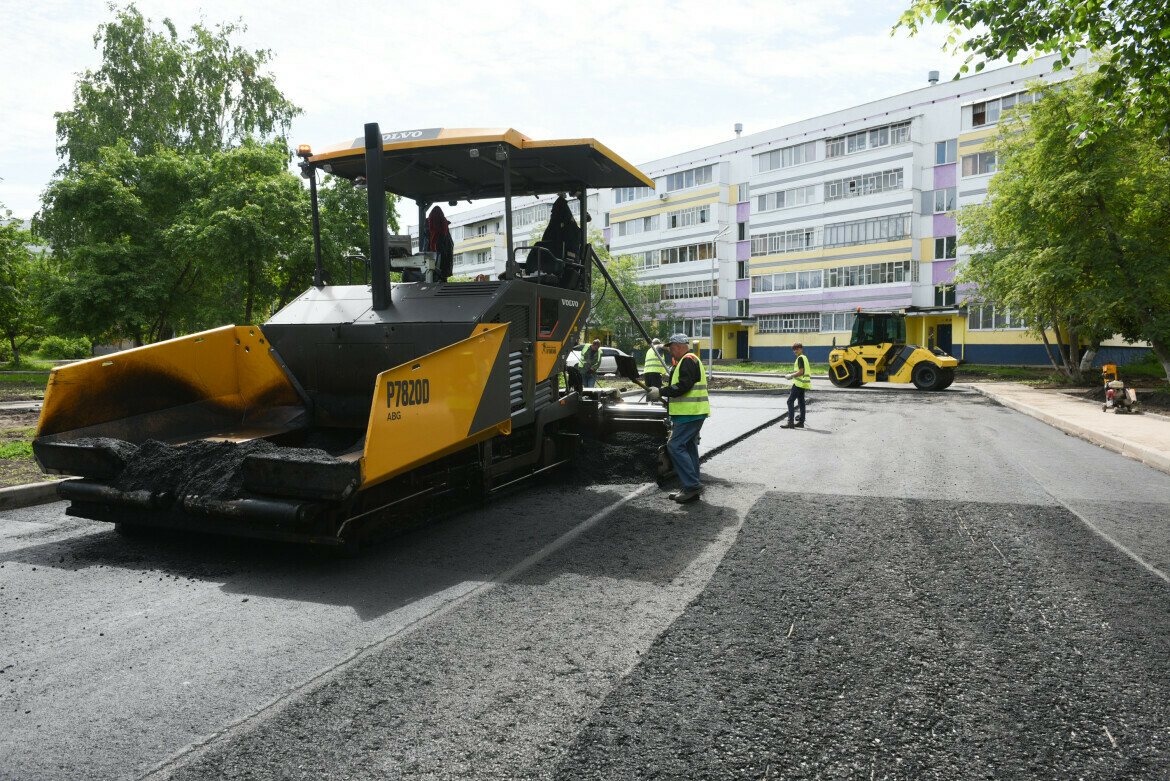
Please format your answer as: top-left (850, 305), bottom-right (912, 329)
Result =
top-left (603, 227), bottom-right (611, 244)
top-left (932, 260), bottom-right (957, 285)
top-left (933, 213), bottom-right (956, 236)
top-left (933, 164), bottom-right (957, 189)
top-left (736, 279), bottom-right (751, 298)
top-left (737, 202), bottom-right (750, 221)
top-left (736, 241), bottom-right (751, 261)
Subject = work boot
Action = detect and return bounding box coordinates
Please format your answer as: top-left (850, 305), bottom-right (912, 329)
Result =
top-left (780, 422), bottom-right (795, 429)
top-left (670, 488), bottom-right (702, 503)
top-left (795, 419), bottom-right (805, 428)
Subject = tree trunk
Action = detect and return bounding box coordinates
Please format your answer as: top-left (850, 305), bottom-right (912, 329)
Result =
top-left (1039, 328), bottom-right (1061, 374)
top-left (8, 335), bottom-right (19, 368)
top-left (1150, 336), bottom-right (1170, 385)
top-left (1079, 340), bottom-right (1100, 374)
top-left (1051, 313), bottom-right (1075, 381)
top-left (1065, 324), bottom-right (1083, 382)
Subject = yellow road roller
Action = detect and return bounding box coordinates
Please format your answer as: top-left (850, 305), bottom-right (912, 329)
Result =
top-left (827, 311), bottom-right (958, 390)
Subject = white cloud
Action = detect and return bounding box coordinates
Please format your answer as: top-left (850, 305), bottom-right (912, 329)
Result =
top-left (0, 0), bottom-right (988, 218)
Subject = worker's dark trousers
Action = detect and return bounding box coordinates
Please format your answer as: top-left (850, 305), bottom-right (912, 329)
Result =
top-left (787, 386), bottom-right (806, 424)
top-left (644, 373), bottom-right (662, 388)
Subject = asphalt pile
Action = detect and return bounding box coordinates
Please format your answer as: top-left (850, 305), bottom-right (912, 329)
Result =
top-left (78, 438), bottom-right (339, 501)
top-left (568, 432), bottom-right (664, 485)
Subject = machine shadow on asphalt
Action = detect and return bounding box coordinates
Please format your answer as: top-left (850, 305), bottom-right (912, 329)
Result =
top-left (0, 481), bottom-right (737, 621)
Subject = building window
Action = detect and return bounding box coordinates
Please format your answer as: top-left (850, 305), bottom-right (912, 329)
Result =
top-left (659, 241), bottom-right (715, 265)
top-left (934, 236), bottom-right (957, 260)
top-left (824, 260), bottom-right (912, 288)
top-left (737, 182), bottom-right (750, 203)
top-left (614, 186), bottom-right (653, 204)
top-left (822, 213), bottom-right (912, 249)
top-left (823, 169), bottom-right (903, 202)
top-left (968, 303), bottom-right (1027, 330)
top-left (665, 165), bottom-right (714, 193)
top-left (737, 299), bottom-right (750, 317)
top-left (666, 205), bottom-right (711, 229)
top-left (821, 311), bottom-right (857, 333)
top-left (476, 224), bottom-right (488, 236)
top-left (754, 141), bottom-right (816, 174)
top-left (512, 202), bottom-right (553, 226)
top-left (751, 269), bottom-right (823, 293)
top-left (934, 284), bottom-right (956, 307)
top-left (933, 188), bottom-right (957, 213)
top-left (626, 250), bottom-right (661, 270)
top-left (961, 151), bottom-right (998, 177)
top-left (825, 121), bottom-right (911, 159)
top-left (757, 312), bottom-right (821, 334)
top-left (737, 260), bottom-right (748, 279)
top-left (737, 222), bottom-right (747, 241)
top-left (935, 139), bottom-right (958, 165)
top-left (750, 226), bottom-right (820, 257)
top-left (661, 279), bottom-right (717, 301)
top-left (756, 184), bottom-right (817, 213)
top-left (972, 90), bottom-right (1035, 128)
top-left (615, 214), bottom-right (659, 237)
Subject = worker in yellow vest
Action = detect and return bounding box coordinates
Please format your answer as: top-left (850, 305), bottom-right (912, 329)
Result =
top-left (643, 338), bottom-right (667, 389)
top-left (647, 333), bottom-right (710, 503)
top-left (782, 341), bottom-right (811, 428)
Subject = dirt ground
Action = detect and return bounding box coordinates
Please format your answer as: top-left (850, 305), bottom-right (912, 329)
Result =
top-left (0, 409), bottom-right (51, 487)
top-left (0, 379), bottom-right (47, 402)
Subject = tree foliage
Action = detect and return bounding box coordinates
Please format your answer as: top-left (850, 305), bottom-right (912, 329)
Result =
top-left (895, 0), bottom-right (1170, 139)
top-left (0, 211), bottom-right (59, 366)
top-left (314, 174), bottom-right (400, 287)
top-left (37, 5), bottom-right (399, 343)
top-left (590, 237), bottom-right (676, 355)
top-left (55, 3), bottom-right (301, 170)
top-left (956, 74), bottom-right (1170, 382)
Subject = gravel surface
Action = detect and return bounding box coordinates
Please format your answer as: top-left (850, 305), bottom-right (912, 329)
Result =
top-left (4, 388), bottom-right (1169, 781)
top-left (551, 494), bottom-right (1170, 779)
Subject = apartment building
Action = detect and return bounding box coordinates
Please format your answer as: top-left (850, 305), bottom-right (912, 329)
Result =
top-left (601, 52), bottom-right (1122, 365)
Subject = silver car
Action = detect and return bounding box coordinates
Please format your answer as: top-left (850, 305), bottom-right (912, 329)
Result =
top-left (565, 345), bottom-right (630, 375)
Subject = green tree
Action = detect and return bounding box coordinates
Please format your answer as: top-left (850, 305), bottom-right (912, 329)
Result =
top-left (37, 144), bottom-right (201, 344)
top-left (0, 210), bottom-right (59, 366)
top-left (589, 236), bottom-right (676, 354)
top-left (956, 74), bottom-right (1170, 382)
top-left (895, 0), bottom-right (1170, 139)
top-left (55, 3), bottom-right (300, 170)
top-left (314, 174), bottom-right (400, 287)
top-left (168, 141), bottom-right (309, 325)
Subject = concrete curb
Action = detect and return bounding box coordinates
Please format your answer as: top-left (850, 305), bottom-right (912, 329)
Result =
top-left (0, 479), bottom-right (72, 511)
top-left (969, 385), bottom-right (1170, 476)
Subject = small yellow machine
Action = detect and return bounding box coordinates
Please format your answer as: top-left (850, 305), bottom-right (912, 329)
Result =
top-left (827, 311), bottom-right (958, 390)
top-left (1101, 364), bottom-right (1136, 413)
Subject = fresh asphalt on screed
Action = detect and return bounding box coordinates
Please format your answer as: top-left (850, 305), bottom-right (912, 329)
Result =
top-left (2, 388), bottom-right (1169, 780)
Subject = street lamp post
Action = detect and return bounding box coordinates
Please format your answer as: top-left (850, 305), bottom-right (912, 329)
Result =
top-left (709, 224), bottom-right (731, 377)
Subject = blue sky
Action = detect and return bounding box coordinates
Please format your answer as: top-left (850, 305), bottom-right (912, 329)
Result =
top-left (0, 0), bottom-right (987, 221)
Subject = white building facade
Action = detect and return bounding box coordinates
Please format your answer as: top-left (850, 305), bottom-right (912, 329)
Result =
top-left (600, 53), bottom-right (1103, 365)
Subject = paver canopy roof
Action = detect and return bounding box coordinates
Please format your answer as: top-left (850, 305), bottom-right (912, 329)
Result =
top-left (309, 127), bottom-right (654, 202)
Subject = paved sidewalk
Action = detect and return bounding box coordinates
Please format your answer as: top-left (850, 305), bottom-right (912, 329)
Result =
top-left (966, 382), bottom-right (1170, 475)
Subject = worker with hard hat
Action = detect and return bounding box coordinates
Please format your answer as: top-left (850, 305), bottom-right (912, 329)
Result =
top-left (647, 333), bottom-right (710, 503)
top-left (643, 338), bottom-right (667, 389)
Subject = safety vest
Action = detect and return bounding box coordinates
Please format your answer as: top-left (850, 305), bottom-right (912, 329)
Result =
top-left (668, 353), bottom-right (710, 417)
top-left (644, 346), bottom-right (667, 374)
top-left (793, 354), bottom-right (812, 390)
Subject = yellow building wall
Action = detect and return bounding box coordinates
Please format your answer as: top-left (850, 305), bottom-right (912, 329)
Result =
top-left (608, 186), bottom-right (720, 220)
